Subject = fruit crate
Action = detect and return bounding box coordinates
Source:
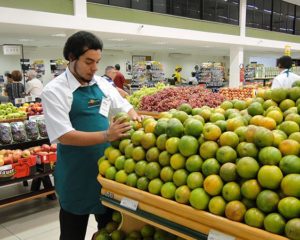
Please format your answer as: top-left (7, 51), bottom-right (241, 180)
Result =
top-left (0, 117), bottom-right (27, 123)
top-left (98, 175), bottom-right (288, 240)
top-left (0, 155), bottom-right (36, 181)
top-left (35, 153), bottom-right (57, 172)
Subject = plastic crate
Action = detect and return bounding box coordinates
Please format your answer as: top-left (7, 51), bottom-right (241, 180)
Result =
top-left (36, 153), bottom-right (57, 172)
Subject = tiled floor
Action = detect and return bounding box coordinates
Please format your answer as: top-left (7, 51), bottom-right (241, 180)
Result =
top-left (0, 182), bottom-right (98, 240)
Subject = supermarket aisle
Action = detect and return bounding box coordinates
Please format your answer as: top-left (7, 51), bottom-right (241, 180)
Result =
top-left (0, 184), bottom-right (98, 240)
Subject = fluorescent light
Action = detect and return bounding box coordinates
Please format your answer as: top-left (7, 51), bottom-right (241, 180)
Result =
top-left (19, 39), bottom-right (34, 42)
top-left (108, 38), bottom-right (127, 42)
top-left (51, 33), bottom-right (67, 37)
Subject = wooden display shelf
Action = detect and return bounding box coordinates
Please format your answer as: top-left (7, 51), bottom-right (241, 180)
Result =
top-left (98, 175), bottom-right (288, 240)
top-left (0, 117), bottom-right (27, 123)
top-left (137, 110), bottom-right (160, 119)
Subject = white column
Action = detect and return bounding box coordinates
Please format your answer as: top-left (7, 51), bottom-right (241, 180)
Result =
top-left (73, 0), bottom-right (87, 17)
top-left (240, 0), bottom-right (247, 37)
top-left (230, 46), bottom-right (244, 88)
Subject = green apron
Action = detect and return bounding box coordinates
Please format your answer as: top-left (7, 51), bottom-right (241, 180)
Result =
top-left (55, 83), bottom-right (110, 215)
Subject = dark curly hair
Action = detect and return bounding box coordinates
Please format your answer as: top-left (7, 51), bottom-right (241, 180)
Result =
top-left (63, 31), bottom-right (103, 61)
top-left (278, 56), bottom-right (293, 69)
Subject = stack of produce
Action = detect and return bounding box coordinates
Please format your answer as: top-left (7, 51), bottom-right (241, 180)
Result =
top-left (127, 82), bottom-right (166, 109)
top-left (139, 85), bottom-right (224, 112)
top-left (219, 87), bottom-right (254, 100)
top-left (99, 81), bottom-right (300, 240)
top-left (0, 103), bottom-right (27, 121)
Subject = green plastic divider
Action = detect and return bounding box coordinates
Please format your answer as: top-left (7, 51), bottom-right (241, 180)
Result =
top-left (246, 27), bottom-right (300, 44)
top-left (0, 0), bottom-right (74, 15)
top-left (87, 3), bottom-right (240, 36)
top-left (100, 195), bottom-right (208, 240)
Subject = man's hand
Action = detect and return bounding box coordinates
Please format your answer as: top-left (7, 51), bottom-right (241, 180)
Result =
top-left (128, 108), bottom-right (143, 122)
top-left (107, 117), bottom-right (132, 142)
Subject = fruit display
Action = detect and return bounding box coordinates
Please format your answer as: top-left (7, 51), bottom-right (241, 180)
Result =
top-left (0, 148), bottom-right (32, 166)
top-left (10, 122), bottom-right (27, 143)
top-left (99, 82), bottom-right (300, 239)
top-left (37, 119), bottom-right (48, 138)
top-left (219, 88), bottom-right (254, 100)
top-left (0, 123), bottom-right (13, 144)
top-left (24, 120), bottom-right (39, 140)
top-left (127, 82), bottom-right (166, 109)
top-left (22, 102), bottom-right (43, 116)
top-left (139, 85), bottom-right (225, 112)
top-left (0, 103), bottom-right (27, 121)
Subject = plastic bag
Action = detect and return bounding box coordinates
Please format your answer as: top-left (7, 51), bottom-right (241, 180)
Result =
top-left (11, 122), bottom-right (27, 143)
top-left (24, 120), bottom-right (39, 140)
top-left (0, 123), bottom-right (13, 145)
top-left (37, 119), bottom-right (48, 138)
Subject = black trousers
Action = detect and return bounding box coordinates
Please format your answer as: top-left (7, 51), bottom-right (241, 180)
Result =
top-left (59, 207), bottom-right (113, 240)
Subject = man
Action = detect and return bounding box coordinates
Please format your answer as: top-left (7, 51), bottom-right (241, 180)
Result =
top-left (172, 65), bottom-right (186, 85)
top-left (42, 31), bottom-right (141, 240)
top-left (271, 56), bottom-right (300, 89)
top-left (25, 70), bottom-right (43, 101)
top-left (114, 63), bottom-right (129, 90)
top-left (102, 66), bottom-right (129, 97)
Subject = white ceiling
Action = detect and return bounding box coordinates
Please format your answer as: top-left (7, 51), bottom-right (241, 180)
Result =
top-left (0, 22), bottom-right (288, 57)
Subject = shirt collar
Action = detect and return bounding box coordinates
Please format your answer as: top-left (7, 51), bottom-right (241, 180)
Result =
top-left (65, 67), bottom-right (97, 92)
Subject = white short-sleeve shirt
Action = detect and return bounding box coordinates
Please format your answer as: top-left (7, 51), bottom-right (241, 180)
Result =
top-left (271, 70), bottom-right (300, 89)
top-left (25, 78), bottom-right (43, 97)
top-left (41, 67), bottom-right (133, 143)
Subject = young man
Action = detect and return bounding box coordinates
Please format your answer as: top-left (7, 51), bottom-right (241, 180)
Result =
top-left (271, 56), bottom-right (300, 89)
top-left (42, 31), bottom-right (141, 240)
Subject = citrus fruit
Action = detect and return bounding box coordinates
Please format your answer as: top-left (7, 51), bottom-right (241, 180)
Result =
top-left (124, 159), bottom-right (136, 174)
top-left (160, 166), bottom-right (174, 182)
top-left (219, 131), bottom-right (239, 148)
top-left (156, 134), bottom-right (167, 151)
top-left (178, 136), bottom-right (199, 157)
top-left (272, 129), bottom-right (287, 147)
top-left (253, 127), bottom-right (274, 147)
top-left (187, 172), bottom-right (204, 189)
top-left (134, 160), bottom-right (147, 176)
top-left (191, 107), bottom-right (202, 115)
top-left (216, 146), bottom-right (237, 164)
top-left (108, 149), bottom-right (122, 164)
top-left (271, 88), bottom-right (288, 103)
top-left (111, 230), bottom-right (125, 240)
top-left (245, 125), bottom-right (258, 143)
top-left (165, 137), bottom-right (180, 154)
top-left (266, 110), bottom-right (283, 125)
top-left (281, 174), bottom-right (300, 197)
top-left (201, 158), bottom-right (220, 176)
top-left (128, 230), bottom-right (142, 239)
top-left (226, 117), bottom-right (245, 131)
top-left (215, 120), bottom-right (227, 132)
top-left (264, 213), bottom-right (286, 234)
top-left (280, 156), bottom-right (300, 174)
top-left (285, 113), bottom-right (300, 125)
top-left (278, 197), bottom-right (300, 219)
top-left (241, 179), bottom-right (261, 200)
top-left (279, 139), bottom-right (300, 155)
top-left (257, 165), bottom-right (283, 189)
top-left (199, 141), bottom-right (219, 159)
top-left (126, 173), bottom-right (138, 187)
top-left (289, 86), bottom-right (300, 100)
top-left (99, 160), bottom-right (112, 176)
top-left (146, 147), bottom-right (160, 162)
top-left (236, 157), bottom-right (259, 179)
top-left (141, 225), bottom-right (155, 238)
top-left (199, 108), bottom-right (212, 122)
top-left (244, 208), bottom-right (265, 228)
top-left (263, 99), bottom-right (278, 110)
top-left (234, 100), bottom-right (247, 110)
top-left (236, 142), bottom-right (258, 158)
top-left (247, 102), bottom-right (264, 116)
top-left (145, 162), bottom-right (161, 180)
top-left (220, 162), bottom-right (237, 182)
top-left (173, 169), bottom-right (188, 187)
top-left (184, 119), bottom-right (203, 137)
top-left (170, 153), bottom-right (186, 170)
top-left (185, 155), bottom-right (203, 172)
top-left (260, 117), bottom-right (277, 130)
top-left (105, 166), bottom-right (117, 180)
top-left (119, 139), bottom-right (131, 153)
top-left (256, 190), bottom-right (280, 213)
top-left (203, 174), bottom-right (224, 196)
top-left (258, 146), bottom-right (282, 165)
top-left (115, 170), bottom-right (128, 183)
top-left (222, 182), bottom-right (241, 201)
top-left (124, 143), bottom-right (134, 158)
top-left (242, 198), bottom-right (256, 209)
top-left (225, 200), bottom-right (246, 222)
top-left (189, 188), bottom-right (210, 210)
top-left (203, 123), bottom-right (222, 141)
top-left (208, 196), bottom-right (226, 216)
top-left (175, 185), bottom-right (191, 204)
top-left (289, 132), bottom-right (300, 143)
top-left (178, 103), bottom-right (192, 114)
top-left (279, 121), bottom-right (300, 136)
top-left (292, 80), bottom-right (300, 87)
top-left (249, 115), bottom-right (264, 126)
top-left (154, 119), bottom-right (168, 136)
top-left (158, 111), bottom-right (173, 119)
top-left (112, 211), bottom-right (122, 223)
top-left (225, 108), bottom-right (239, 119)
top-left (132, 146), bottom-right (145, 161)
top-left (148, 178), bottom-right (163, 195)
top-left (137, 177), bottom-right (149, 191)
top-left (131, 130), bottom-right (145, 146)
top-left (158, 151), bottom-right (171, 166)
top-left (140, 133), bottom-right (156, 149)
top-left (105, 221), bottom-right (119, 234)
top-left (221, 101), bottom-right (233, 110)
top-left (166, 118), bottom-right (184, 137)
top-left (285, 218), bottom-right (300, 240)
top-left (210, 112), bottom-right (225, 122)
top-left (160, 182), bottom-right (176, 199)
top-left (284, 107), bottom-right (298, 118)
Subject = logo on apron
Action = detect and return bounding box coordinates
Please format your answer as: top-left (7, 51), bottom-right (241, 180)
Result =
top-left (88, 99), bottom-right (101, 108)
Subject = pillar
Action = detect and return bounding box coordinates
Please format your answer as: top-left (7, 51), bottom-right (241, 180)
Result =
top-left (73, 0), bottom-right (87, 18)
top-left (230, 47), bottom-right (244, 88)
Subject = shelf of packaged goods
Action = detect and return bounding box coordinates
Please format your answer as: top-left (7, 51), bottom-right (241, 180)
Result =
top-left (0, 138), bottom-right (50, 150)
top-left (137, 111), bottom-right (160, 119)
top-left (98, 175), bottom-right (288, 240)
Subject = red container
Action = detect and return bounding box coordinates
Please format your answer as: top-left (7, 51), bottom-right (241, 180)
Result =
top-left (36, 153), bottom-right (57, 172)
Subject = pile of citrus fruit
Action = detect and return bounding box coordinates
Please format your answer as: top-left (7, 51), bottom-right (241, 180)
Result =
top-left (99, 81), bottom-right (300, 240)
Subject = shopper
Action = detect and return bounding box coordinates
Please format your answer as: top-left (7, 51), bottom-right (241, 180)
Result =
top-left (5, 70), bottom-right (25, 105)
top-left (103, 66), bottom-right (129, 97)
top-left (25, 70), bottom-right (43, 102)
top-left (41, 31), bottom-right (141, 240)
top-left (4, 71), bottom-right (13, 84)
top-left (188, 72), bottom-right (198, 85)
top-left (172, 65), bottom-right (186, 85)
top-left (271, 56), bottom-right (300, 89)
top-left (114, 63), bottom-right (130, 90)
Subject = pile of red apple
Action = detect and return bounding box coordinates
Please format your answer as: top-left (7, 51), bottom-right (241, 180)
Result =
top-left (29, 143), bottom-right (57, 156)
top-left (0, 149), bottom-right (32, 166)
top-left (219, 88), bottom-right (254, 100)
top-left (25, 102), bottom-right (43, 116)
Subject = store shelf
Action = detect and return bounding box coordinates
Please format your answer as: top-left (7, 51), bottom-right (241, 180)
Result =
top-left (0, 138), bottom-right (50, 150)
top-left (98, 175), bottom-right (288, 240)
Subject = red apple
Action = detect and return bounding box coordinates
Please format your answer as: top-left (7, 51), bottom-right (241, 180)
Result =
top-left (33, 146), bottom-right (42, 153)
top-left (4, 156), bottom-right (13, 165)
top-left (38, 151), bottom-right (48, 156)
top-left (12, 152), bottom-right (21, 162)
top-left (21, 150), bottom-right (31, 158)
top-left (42, 144), bottom-right (51, 152)
top-left (0, 158), bottom-right (4, 166)
top-left (50, 144), bottom-right (57, 152)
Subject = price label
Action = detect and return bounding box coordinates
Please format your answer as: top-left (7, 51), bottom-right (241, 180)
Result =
top-left (29, 115), bottom-right (44, 121)
top-left (25, 96), bottom-right (35, 102)
top-left (208, 230), bottom-right (235, 240)
top-left (120, 197), bottom-right (138, 211)
top-left (14, 98), bottom-right (25, 105)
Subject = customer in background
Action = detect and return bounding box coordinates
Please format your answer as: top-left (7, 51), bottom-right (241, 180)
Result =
top-left (188, 72), bottom-right (198, 85)
top-left (102, 66), bottom-right (129, 98)
top-left (25, 70), bottom-right (43, 102)
top-left (4, 71), bottom-right (13, 84)
top-left (114, 64), bottom-right (130, 90)
top-left (271, 56), bottom-right (300, 89)
top-left (5, 70), bottom-right (25, 105)
top-left (172, 65), bottom-right (186, 85)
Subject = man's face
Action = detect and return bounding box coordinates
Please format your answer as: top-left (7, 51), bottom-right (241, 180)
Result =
top-left (72, 49), bottom-right (101, 82)
top-left (107, 69), bottom-right (117, 80)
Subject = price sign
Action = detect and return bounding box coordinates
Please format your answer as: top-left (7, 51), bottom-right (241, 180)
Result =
top-left (208, 230), bottom-right (235, 240)
top-left (29, 115), bottom-right (44, 121)
top-left (120, 197), bottom-right (138, 211)
top-left (14, 98), bottom-right (25, 105)
top-left (25, 96), bottom-right (35, 102)
top-left (3, 45), bottom-right (21, 55)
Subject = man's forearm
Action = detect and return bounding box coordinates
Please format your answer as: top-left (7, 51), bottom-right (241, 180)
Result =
top-left (58, 130), bottom-right (107, 146)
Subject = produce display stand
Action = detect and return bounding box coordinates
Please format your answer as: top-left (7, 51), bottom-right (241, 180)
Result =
top-left (98, 175), bottom-right (288, 240)
top-left (0, 117), bottom-right (27, 123)
top-left (136, 110), bottom-right (160, 119)
top-left (0, 138), bottom-right (56, 208)
top-left (245, 77), bottom-right (272, 86)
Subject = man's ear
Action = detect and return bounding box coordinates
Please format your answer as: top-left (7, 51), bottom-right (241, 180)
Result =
top-left (68, 53), bottom-right (76, 62)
